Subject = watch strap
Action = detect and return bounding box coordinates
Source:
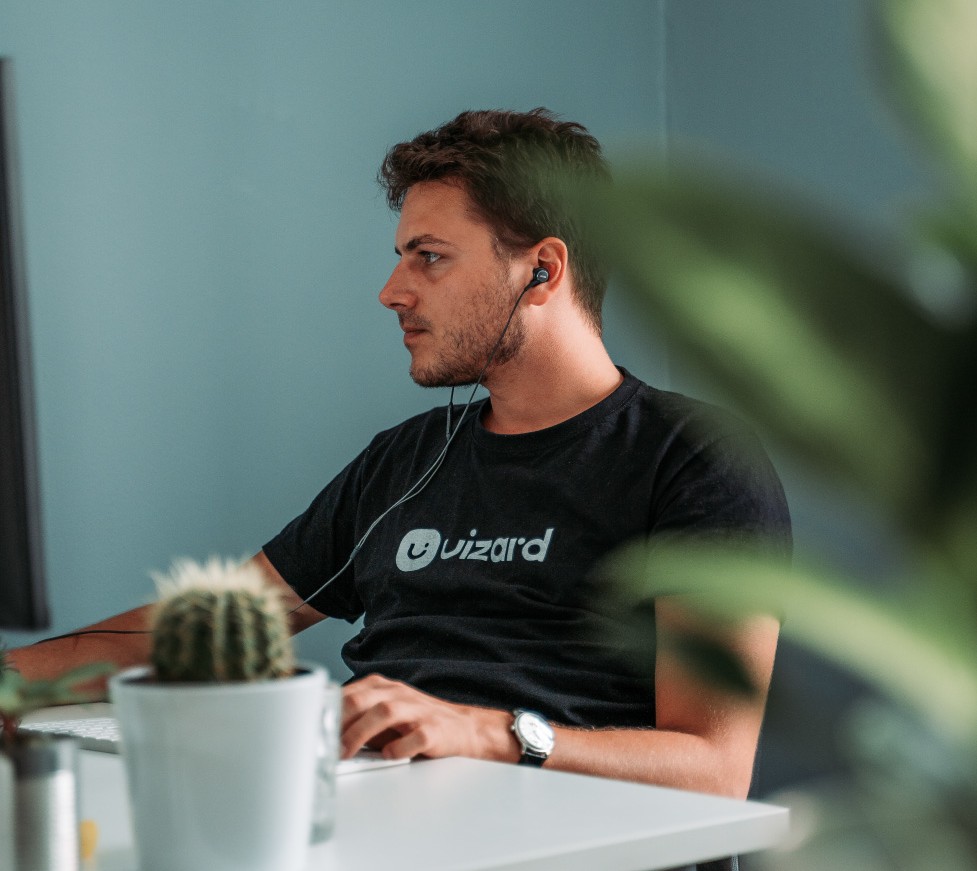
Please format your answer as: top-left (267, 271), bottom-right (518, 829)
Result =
top-left (518, 750), bottom-right (547, 767)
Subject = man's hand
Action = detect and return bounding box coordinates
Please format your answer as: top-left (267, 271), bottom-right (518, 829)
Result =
top-left (340, 674), bottom-right (518, 763)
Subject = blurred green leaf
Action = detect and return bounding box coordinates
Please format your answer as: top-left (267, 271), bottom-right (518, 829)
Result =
top-left (569, 158), bottom-right (977, 579)
top-left (573, 164), bottom-right (959, 548)
top-left (602, 597), bottom-right (758, 699)
top-left (572, 0), bottom-right (977, 866)
top-left (0, 661), bottom-right (115, 725)
top-left (919, 207), bottom-right (977, 285)
top-left (665, 632), bottom-right (758, 699)
top-left (603, 540), bottom-right (977, 748)
top-left (48, 661), bottom-right (116, 694)
top-left (873, 0), bottom-right (977, 196)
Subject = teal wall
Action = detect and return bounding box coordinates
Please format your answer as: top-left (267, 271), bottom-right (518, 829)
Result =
top-left (665, 0), bottom-right (928, 227)
top-left (0, 1), bottom-right (668, 676)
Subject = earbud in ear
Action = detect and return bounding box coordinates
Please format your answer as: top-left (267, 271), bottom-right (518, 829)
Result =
top-left (525, 267), bottom-right (550, 289)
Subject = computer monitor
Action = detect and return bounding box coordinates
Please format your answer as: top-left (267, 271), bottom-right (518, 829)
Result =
top-left (0, 57), bottom-right (49, 630)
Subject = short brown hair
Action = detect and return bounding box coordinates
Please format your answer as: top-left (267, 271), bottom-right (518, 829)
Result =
top-left (378, 108), bottom-right (610, 332)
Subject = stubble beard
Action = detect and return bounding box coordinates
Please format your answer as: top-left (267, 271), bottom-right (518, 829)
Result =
top-left (408, 273), bottom-right (526, 389)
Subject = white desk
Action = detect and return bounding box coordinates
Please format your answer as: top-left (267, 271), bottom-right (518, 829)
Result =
top-left (80, 748), bottom-right (788, 871)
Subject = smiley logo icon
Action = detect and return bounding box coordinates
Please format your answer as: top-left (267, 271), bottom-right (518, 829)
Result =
top-left (395, 528), bottom-right (442, 572)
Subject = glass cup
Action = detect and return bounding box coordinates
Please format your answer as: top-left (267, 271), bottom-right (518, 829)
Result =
top-left (310, 681), bottom-right (341, 843)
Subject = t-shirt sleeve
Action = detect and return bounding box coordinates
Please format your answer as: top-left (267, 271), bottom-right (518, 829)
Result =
top-left (650, 410), bottom-right (792, 561)
top-left (262, 451), bottom-right (369, 622)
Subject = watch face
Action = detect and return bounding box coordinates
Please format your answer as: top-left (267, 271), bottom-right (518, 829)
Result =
top-left (515, 711), bottom-right (555, 754)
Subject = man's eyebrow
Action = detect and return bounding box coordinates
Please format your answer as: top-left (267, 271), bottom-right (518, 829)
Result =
top-left (394, 234), bottom-right (454, 256)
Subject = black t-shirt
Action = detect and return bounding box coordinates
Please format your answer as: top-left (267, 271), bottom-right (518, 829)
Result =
top-left (263, 369), bottom-right (791, 728)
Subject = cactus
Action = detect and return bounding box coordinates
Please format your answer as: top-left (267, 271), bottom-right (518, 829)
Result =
top-left (149, 557), bottom-right (296, 683)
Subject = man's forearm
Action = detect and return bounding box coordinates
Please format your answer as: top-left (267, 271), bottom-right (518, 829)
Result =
top-left (6, 605), bottom-right (154, 690)
top-left (5, 553), bottom-right (317, 692)
top-left (454, 707), bottom-right (750, 796)
top-left (546, 724), bottom-right (757, 798)
top-left (462, 703), bottom-right (756, 798)
top-left (342, 678), bottom-right (760, 799)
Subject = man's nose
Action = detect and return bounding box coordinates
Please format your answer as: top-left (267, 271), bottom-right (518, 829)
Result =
top-left (379, 262), bottom-right (412, 310)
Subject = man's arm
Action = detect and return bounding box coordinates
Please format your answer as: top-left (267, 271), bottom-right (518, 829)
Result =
top-left (251, 550), bottom-right (328, 635)
top-left (340, 599), bottom-right (779, 799)
top-left (6, 551), bottom-right (326, 688)
top-left (5, 604), bottom-right (155, 684)
top-left (547, 598), bottom-right (779, 797)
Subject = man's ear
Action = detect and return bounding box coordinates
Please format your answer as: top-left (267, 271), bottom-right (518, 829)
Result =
top-left (524, 237), bottom-right (569, 303)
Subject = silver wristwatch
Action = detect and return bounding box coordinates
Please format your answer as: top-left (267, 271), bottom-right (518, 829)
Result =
top-left (511, 709), bottom-right (555, 767)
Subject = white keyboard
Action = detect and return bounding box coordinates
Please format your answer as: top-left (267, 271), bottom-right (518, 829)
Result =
top-left (22, 716), bottom-right (410, 775)
top-left (24, 716), bottom-right (122, 753)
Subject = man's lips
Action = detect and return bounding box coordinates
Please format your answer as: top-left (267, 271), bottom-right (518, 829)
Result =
top-left (400, 325), bottom-right (427, 348)
top-left (399, 318), bottom-right (430, 346)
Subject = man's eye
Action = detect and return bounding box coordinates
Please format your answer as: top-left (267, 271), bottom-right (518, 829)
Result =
top-left (420, 251), bottom-right (441, 265)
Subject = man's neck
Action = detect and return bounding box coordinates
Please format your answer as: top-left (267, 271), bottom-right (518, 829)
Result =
top-left (480, 345), bottom-right (623, 435)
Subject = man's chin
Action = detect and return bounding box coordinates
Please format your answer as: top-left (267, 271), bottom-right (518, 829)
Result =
top-left (409, 363), bottom-right (478, 389)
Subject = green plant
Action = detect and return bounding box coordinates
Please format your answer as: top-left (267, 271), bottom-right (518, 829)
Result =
top-left (149, 557), bottom-right (295, 683)
top-left (0, 644), bottom-right (113, 744)
top-left (560, 0), bottom-right (977, 866)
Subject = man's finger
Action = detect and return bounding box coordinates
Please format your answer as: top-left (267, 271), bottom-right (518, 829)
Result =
top-left (378, 728), bottom-right (428, 760)
top-left (341, 700), bottom-right (417, 758)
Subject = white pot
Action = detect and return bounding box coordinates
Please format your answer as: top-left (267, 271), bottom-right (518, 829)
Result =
top-left (110, 663), bottom-right (326, 871)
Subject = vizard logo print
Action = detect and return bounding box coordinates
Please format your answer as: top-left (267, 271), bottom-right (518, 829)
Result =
top-left (395, 527), bottom-right (555, 572)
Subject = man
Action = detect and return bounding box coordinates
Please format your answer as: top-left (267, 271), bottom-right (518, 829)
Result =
top-left (10, 108), bottom-right (789, 803)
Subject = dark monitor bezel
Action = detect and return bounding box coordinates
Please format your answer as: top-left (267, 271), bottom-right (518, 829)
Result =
top-left (0, 56), bottom-right (50, 631)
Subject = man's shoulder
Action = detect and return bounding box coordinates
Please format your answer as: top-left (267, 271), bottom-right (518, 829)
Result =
top-left (621, 373), bottom-right (791, 553)
top-left (620, 371), bottom-right (753, 445)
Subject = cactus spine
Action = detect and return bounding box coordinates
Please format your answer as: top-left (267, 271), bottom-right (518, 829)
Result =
top-left (149, 557), bottom-right (295, 683)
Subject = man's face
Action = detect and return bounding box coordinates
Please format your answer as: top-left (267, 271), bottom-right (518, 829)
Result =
top-left (379, 180), bottom-right (525, 388)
